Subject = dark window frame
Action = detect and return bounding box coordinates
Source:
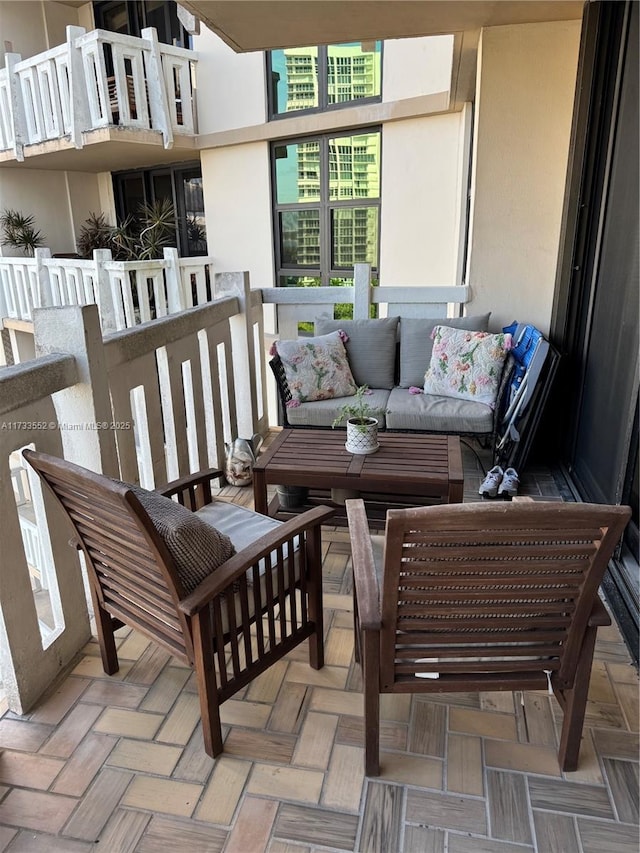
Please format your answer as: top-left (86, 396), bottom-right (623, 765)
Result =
top-left (271, 129), bottom-right (382, 287)
top-left (112, 161), bottom-right (206, 257)
top-left (266, 42), bottom-right (383, 121)
top-left (93, 1), bottom-right (191, 48)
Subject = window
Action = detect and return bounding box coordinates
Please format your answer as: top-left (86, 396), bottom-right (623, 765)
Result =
top-left (268, 42), bottom-right (382, 118)
top-left (113, 162), bottom-right (206, 257)
top-left (272, 130), bottom-right (381, 288)
top-left (94, 1), bottom-right (190, 47)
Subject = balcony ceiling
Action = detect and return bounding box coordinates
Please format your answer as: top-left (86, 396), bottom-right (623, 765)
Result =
top-left (178, 0), bottom-right (584, 52)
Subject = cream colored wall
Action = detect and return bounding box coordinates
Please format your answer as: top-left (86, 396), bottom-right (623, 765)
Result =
top-left (42, 0), bottom-right (79, 47)
top-left (0, 1), bottom-right (47, 63)
top-left (200, 143), bottom-right (274, 287)
top-left (466, 20), bottom-right (581, 334)
top-left (0, 170), bottom-right (101, 255)
top-left (193, 27), bottom-right (267, 134)
top-left (65, 172), bottom-right (102, 246)
top-left (380, 110), bottom-right (469, 286)
top-left (383, 35), bottom-right (453, 102)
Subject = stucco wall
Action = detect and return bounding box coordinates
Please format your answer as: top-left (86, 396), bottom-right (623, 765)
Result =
top-left (380, 110), bottom-right (469, 286)
top-left (200, 143), bottom-right (274, 288)
top-left (0, 170), bottom-right (101, 256)
top-left (0, 1), bottom-right (47, 63)
top-left (193, 28), bottom-right (267, 134)
top-left (467, 21), bottom-right (581, 333)
top-left (383, 35), bottom-right (453, 102)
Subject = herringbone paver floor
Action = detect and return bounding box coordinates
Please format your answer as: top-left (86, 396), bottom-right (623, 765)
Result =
top-left (0, 444), bottom-right (637, 852)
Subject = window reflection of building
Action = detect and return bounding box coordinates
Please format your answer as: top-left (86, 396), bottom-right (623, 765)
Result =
top-left (269, 42), bottom-right (381, 117)
top-left (273, 131), bottom-right (380, 287)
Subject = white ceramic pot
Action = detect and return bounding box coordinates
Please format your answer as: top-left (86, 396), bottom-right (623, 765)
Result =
top-left (345, 417), bottom-right (379, 455)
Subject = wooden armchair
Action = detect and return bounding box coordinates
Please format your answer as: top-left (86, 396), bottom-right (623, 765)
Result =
top-left (24, 450), bottom-right (334, 758)
top-left (346, 498), bottom-right (630, 776)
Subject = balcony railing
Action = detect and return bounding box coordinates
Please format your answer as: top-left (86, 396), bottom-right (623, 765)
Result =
top-left (0, 248), bottom-right (216, 337)
top-left (0, 26), bottom-right (197, 160)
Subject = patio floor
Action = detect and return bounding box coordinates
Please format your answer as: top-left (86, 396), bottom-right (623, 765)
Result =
top-left (0, 441), bottom-right (638, 852)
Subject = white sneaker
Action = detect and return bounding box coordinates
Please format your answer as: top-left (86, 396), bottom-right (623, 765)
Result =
top-left (498, 468), bottom-right (520, 498)
top-left (479, 465), bottom-right (504, 498)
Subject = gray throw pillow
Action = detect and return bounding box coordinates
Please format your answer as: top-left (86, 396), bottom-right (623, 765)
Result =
top-left (130, 486), bottom-right (236, 593)
top-left (314, 317), bottom-right (399, 390)
top-left (399, 314), bottom-right (491, 388)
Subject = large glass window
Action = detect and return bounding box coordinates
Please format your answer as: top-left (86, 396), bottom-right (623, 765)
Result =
top-left (268, 42), bottom-right (382, 118)
top-left (113, 162), bottom-right (206, 257)
top-left (272, 130), bottom-right (381, 288)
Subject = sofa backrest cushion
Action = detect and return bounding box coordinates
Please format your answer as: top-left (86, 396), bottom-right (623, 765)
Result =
top-left (315, 317), bottom-right (399, 390)
top-left (399, 314), bottom-right (491, 388)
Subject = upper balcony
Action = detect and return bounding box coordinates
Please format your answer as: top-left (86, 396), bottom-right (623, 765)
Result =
top-left (0, 26), bottom-right (198, 173)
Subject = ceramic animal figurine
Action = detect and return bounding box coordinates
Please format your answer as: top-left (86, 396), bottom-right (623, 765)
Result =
top-left (224, 434), bottom-right (263, 486)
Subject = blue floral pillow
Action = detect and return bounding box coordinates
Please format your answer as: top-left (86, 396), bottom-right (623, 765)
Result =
top-left (275, 331), bottom-right (357, 406)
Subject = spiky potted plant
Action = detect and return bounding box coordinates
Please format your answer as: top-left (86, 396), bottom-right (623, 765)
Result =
top-left (0, 209), bottom-right (45, 256)
top-left (332, 385), bottom-right (389, 455)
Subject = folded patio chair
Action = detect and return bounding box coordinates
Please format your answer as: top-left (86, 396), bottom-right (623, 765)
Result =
top-left (23, 450), bottom-right (333, 758)
top-left (346, 498), bottom-right (630, 776)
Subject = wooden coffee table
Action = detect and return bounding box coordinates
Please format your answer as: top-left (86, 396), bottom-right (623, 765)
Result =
top-left (253, 429), bottom-right (464, 522)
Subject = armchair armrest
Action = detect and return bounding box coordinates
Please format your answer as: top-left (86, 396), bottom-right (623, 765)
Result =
top-left (178, 505), bottom-right (334, 616)
top-left (157, 468), bottom-right (226, 509)
top-left (346, 499), bottom-right (381, 630)
top-left (588, 596), bottom-right (612, 628)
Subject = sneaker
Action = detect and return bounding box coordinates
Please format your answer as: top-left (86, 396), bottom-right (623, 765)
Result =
top-left (498, 468), bottom-right (520, 499)
top-left (479, 465), bottom-right (504, 498)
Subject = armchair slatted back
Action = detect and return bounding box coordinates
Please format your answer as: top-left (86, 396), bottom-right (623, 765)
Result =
top-left (23, 449), bottom-right (194, 664)
top-left (380, 502), bottom-right (628, 692)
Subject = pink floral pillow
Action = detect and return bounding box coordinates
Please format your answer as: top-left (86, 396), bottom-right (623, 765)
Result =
top-left (424, 326), bottom-right (512, 407)
top-left (274, 331), bottom-right (357, 405)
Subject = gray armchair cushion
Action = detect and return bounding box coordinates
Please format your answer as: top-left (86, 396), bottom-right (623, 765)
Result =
top-left (399, 314), bottom-right (491, 388)
top-left (385, 387), bottom-right (494, 433)
top-left (315, 317), bottom-right (400, 390)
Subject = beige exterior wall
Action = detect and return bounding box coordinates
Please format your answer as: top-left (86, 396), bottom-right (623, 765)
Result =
top-left (380, 109), bottom-right (469, 286)
top-left (466, 20), bottom-right (581, 333)
top-left (200, 143), bottom-right (274, 287)
top-left (193, 28), bottom-right (267, 134)
top-left (383, 35), bottom-right (453, 102)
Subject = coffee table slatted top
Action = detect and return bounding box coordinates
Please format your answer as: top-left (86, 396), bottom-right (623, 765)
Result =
top-left (253, 429), bottom-right (464, 517)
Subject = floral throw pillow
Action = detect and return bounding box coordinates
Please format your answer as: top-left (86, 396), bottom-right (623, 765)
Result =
top-left (424, 326), bottom-right (512, 407)
top-left (275, 330), bottom-right (357, 405)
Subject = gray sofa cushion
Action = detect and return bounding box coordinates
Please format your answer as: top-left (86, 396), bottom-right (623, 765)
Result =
top-left (399, 314), bottom-right (491, 388)
top-left (315, 317), bottom-right (399, 390)
top-left (385, 387), bottom-right (494, 433)
top-left (286, 389), bottom-right (391, 428)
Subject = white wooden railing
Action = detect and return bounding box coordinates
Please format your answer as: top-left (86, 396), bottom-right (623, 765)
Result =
top-left (0, 272), bottom-right (266, 714)
top-left (0, 26), bottom-right (197, 160)
top-left (0, 248), bottom-right (217, 337)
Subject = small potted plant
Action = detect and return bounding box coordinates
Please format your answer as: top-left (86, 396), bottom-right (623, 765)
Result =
top-left (332, 385), bottom-right (389, 455)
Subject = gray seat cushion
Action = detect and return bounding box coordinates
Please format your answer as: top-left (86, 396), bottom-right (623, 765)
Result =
top-left (385, 387), bottom-right (494, 433)
top-left (315, 317), bottom-right (399, 390)
top-left (285, 388), bottom-right (391, 428)
top-left (399, 314), bottom-right (491, 388)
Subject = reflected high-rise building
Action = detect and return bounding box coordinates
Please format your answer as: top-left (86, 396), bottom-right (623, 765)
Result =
top-left (278, 45), bottom-right (381, 274)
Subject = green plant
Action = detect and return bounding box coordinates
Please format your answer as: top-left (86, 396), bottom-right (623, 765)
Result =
top-left (76, 199), bottom-right (177, 261)
top-left (0, 209), bottom-right (45, 256)
top-left (332, 385), bottom-right (389, 431)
